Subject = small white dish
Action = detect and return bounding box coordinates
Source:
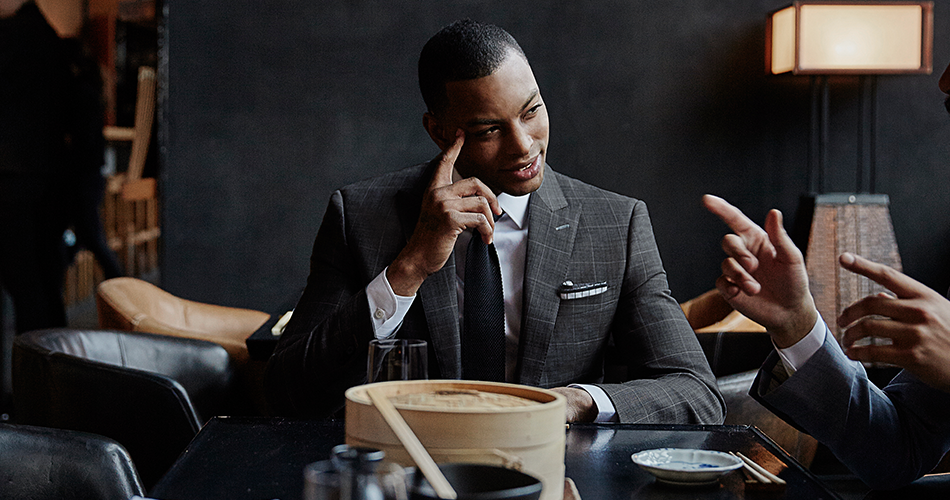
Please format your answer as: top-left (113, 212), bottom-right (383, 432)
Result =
top-left (631, 448), bottom-right (743, 486)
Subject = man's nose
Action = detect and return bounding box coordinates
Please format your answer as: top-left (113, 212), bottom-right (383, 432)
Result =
top-left (507, 123), bottom-right (533, 156)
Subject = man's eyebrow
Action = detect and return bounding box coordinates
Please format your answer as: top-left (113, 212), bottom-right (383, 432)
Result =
top-left (519, 89), bottom-right (540, 113)
top-left (465, 89), bottom-right (540, 127)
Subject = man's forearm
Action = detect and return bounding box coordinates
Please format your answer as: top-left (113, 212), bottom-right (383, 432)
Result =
top-left (758, 335), bottom-right (950, 489)
top-left (387, 253), bottom-right (430, 296)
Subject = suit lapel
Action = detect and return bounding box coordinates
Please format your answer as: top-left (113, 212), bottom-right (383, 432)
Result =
top-left (395, 167), bottom-right (461, 379)
top-left (518, 170), bottom-right (579, 385)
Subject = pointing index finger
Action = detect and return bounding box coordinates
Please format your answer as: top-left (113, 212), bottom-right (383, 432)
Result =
top-left (431, 129), bottom-right (465, 188)
top-left (839, 252), bottom-right (923, 299)
top-left (703, 194), bottom-right (764, 238)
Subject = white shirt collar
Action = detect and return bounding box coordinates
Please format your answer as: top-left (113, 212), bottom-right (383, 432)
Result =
top-left (497, 192), bottom-right (529, 229)
top-left (452, 168), bottom-right (530, 229)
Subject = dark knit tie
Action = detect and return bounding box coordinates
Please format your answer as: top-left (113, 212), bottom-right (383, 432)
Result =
top-left (462, 226), bottom-right (505, 382)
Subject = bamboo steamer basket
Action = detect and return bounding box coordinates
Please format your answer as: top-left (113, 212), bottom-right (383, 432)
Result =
top-left (345, 380), bottom-right (566, 500)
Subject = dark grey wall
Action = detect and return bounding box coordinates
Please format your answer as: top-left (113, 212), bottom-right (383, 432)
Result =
top-left (163, 1), bottom-right (950, 313)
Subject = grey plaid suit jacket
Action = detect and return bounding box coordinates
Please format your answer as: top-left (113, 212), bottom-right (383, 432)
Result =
top-left (265, 162), bottom-right (724, 423)
top-left (752, 326), bottom-right (950, 489)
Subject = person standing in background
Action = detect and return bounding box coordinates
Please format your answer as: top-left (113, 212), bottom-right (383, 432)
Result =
top-left (0, 0), bottom-right (71, 333)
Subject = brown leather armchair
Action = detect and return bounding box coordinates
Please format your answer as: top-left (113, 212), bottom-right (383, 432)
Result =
top-left (96, 277), bottom-right (269, 361)
top-left (681, 289), bottom-right (766, 334)
top-left (681, 290), bottom-right (773, 377)
top-left (95, 277), bottom-right (271, 414)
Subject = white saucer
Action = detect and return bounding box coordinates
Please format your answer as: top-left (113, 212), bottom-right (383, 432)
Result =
top-left (631, 448), bottom-right (743, 486)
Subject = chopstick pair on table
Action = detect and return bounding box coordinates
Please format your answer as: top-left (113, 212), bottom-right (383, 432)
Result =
top-left (730, 451), bottom-right (786, 491)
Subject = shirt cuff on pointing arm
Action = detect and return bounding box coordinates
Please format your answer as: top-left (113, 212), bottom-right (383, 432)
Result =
top-left (774, 316), bottom-right (828, 377)
top-left (570, 384), bottom-right (619, 423)
top-left (366, 267), bottom-right (416, 340)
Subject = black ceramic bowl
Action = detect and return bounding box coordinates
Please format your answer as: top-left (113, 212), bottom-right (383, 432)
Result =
top-left (410, 463), bottom-right (543, 500)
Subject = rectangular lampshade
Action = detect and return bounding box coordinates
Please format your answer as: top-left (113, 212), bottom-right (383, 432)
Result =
top-left (767, 1), bottom-right (933, 74)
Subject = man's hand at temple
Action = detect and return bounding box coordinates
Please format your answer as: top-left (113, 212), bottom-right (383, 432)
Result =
top-left (702, 195), bottom-right (817, 348)
top-left (837, 252), bottom-right (950, 393)
top-left (387, 130), bottom-right (501, 296)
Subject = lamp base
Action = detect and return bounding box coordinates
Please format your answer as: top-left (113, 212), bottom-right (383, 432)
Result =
top-left (803, 193), bottom-right (901, 355)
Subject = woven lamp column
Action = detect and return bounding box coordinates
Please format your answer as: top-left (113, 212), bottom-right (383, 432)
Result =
top-left (806, 194), bottom-right (901, 344)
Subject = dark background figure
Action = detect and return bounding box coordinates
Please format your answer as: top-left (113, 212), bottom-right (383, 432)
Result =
top-left (1, 0), bottom-right (123, 339)
top-left (0, 0), bottom-right (71, 333)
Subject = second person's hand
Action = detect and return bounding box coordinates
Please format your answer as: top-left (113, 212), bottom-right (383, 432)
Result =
top-left (837, 252), bottom-right (950, 392)
top-left (703, 194), bottom-right (817, 348)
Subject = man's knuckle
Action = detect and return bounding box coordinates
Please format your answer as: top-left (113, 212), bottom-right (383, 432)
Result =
top-left (907, 344), bottom-right (926, 365)
top-left (916, 306), bottom-right (938, 324)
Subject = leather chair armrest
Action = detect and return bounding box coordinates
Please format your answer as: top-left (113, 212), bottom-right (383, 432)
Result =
top-left (0, 423), bottom-right (145, 500)
top-left (14, 341), bottom-right (200, 488)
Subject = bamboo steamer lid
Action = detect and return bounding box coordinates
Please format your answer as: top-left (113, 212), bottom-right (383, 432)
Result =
top-left (345, 380), bottom-right (566, 500)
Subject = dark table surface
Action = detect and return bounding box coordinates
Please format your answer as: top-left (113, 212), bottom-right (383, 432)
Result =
top-left (150, 417), bottom-right (842, 500)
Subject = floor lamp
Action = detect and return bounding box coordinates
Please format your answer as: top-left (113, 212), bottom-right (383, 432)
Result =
top-left (766, 2), bottom-right (934, 347)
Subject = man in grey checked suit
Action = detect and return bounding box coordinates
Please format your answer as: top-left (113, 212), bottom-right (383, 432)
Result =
top-left (265, 20), bottom-right (724, 423)
top-left (704, 60), bottom-right (950, 489)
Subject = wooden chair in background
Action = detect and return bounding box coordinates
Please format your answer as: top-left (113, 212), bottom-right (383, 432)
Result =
top-left (64, 66), bottom-right (159, 306)
top-left (103, 65), bottom-right (160, 278)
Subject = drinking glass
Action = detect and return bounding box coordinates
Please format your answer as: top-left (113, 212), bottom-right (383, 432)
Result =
top-left (303, 460), bottom-right (340, 500)
top-left (367, 339), bottom-right (428, 383)
top-left (303, 445), bottom-right (408, 500)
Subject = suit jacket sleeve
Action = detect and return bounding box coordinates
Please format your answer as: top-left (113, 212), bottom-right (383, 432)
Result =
top-left (751, 325), bottom-right (950, 489)
top-left (590, 201), bottom-right (724, 424)
top-left (264, 189), bottom-right (377, 418)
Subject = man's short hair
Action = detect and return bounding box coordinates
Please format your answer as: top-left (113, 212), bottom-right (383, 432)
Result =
top-left (418, 19), bottom-right (527, 116)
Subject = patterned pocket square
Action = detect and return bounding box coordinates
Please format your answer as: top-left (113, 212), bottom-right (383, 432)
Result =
top-left (558, 280), bottom-right (608, 300)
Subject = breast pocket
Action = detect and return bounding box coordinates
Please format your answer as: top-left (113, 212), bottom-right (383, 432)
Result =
top-left (555, 280), bottom-right (617, 326)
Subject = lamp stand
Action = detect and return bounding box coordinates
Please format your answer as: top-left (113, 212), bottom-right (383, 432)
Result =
top-left (799, 77), bottom-right (902, 352)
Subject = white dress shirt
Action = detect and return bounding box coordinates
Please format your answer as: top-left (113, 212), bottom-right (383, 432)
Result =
top-left (364, 174), bottom-right (617, 422)
top-left (775, 316), bottom-right (827, 377)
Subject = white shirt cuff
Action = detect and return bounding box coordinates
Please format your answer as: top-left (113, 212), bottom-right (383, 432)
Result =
top-left (570, 384), bottom-right (618, 423)
top-left (774, 316), bottom-right (827, 377)
top-left (366, 267), bottom-right (416, 339)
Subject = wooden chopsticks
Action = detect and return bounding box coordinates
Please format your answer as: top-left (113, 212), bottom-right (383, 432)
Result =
top-left (367, 388), bottom-right (457, 499)
top-left (731, 451), bottom-right (786, 491)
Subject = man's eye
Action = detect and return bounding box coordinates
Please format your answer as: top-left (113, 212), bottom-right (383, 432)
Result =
top-left (526, 103), bottom-right (543, 116)
top-left (476, 127), bottom-right (499, 136)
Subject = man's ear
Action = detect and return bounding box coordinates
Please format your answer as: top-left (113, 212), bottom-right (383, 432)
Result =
top-left (423, 112), bottom-right (450, 150)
